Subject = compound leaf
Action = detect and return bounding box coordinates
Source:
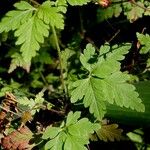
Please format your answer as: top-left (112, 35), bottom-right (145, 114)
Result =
top-left (43, 112), bottom-right (100, 150)
top-left (14, 16), bottom-right (49, 63)
top-left (45, 132), bottom-right (65, 150)
top-left (0, 1), bottom-right (35, 32)
top-left (37, 1), bottom-right (64, 29)
top-left (71, 44), bottom-right (145, 120)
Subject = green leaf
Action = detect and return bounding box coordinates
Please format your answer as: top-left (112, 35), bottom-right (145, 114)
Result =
top-left (45, 132), bottom-right (65, 150)
top-left (66, 111), bottom-right (81, 126)
top-left (42, 126), bottom-right (61, 139)
top-left (64, 112), bottom-right (100, 150)
top-left (137, 32), bottom-right (150, 54)
top-left (43, 112), bottom-right (100, 150)
top-left (0, 1), bottom-right (35, 32)
top-left (106, 81), bottom-right (150, 127)
top-left (97, 3), bottom-right (122, 22)
top-left (96, 124), bottom-right (123, 142)
top-left (71, 78), bottom-right (106, 120)
top-left (80, 44), bottom-right (96, 72)
top-left (70, 43), bottom-right (145, 120)
top-left (37, 1), bottom-right (64, 29)
top-left (8, 52), bottom-right (30, 73)
top-left (14, 16), bottom-right (49, 63)
top-left (93, 44), bottom-right (131, 78)
top-left (14, 1), bottom-right (35, 10)
top-left (67, 0), bottom-right (90, 6)
top-left (123, 2), bottom-right (144, 22)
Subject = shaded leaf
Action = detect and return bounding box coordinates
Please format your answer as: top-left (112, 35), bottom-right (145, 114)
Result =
top-left (96, 124), bottom-right (123, 142)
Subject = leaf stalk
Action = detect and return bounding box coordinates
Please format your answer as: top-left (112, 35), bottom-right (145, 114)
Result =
top-left (51, 25), bottom-right (67, 97)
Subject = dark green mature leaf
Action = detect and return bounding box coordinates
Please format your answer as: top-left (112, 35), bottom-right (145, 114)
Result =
top-left (71, 44), bottom-right (145, 120)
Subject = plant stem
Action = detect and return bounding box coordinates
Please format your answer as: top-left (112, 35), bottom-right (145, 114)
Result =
top-left (51, 25), bottom-right (67, 96)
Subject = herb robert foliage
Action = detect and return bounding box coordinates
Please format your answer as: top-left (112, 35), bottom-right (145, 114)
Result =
top-left (0, 0), bottom-right (148, 149)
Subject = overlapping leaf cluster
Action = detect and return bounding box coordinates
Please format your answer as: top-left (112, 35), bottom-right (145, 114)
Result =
top-left (70, 44), bottom-right (145, 120)
top-left (137, 32), bottom-right (150, 69)
top-left (0, 1), bottom-right (65, 69)
top-left (97, 0), bottom-right (150, 22)
top-left (42, 111), bottom-right (100, 150)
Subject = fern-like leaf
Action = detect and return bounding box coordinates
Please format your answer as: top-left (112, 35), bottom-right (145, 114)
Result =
top-left (42, 111), bottom-right (100, 150)
top-left (37, 1), bottom-right (64, 29)
top-left (71, 44), bottom-right (145, 120)
top-left (0, 1), bottom-right (35, 32)
top-left (14, 16), bottom-right (49, 63)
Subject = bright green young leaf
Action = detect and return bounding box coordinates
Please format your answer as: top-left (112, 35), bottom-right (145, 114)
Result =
top-left (137, 32), bottom-right (150, 54)
top-left (14, 1), bottom-right (35, 10)
top-left (0, 1), bottom-right (35, 32)
top-left (37, 1), bottom-right (64, 29)
top-left (45, 132), bottom-right (65, 150)
top-left (42, 126), bottom-right (61, 139)
top-left (70, 44), bottom-right (145, 120)
top-left (66, 111), bottom-right (81, 126)
top-left (67, 0), bottom-right (90, 6)
top-left (56, 0), bottom-right (68, 13)
top-left (14, 16), bottom-right (49, 63)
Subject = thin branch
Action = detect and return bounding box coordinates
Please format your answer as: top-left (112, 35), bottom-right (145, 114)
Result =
top-left (108, 29), bottom-right (120, 43)
top-left (39, 70), bottom-right (49, 86)
top-left (130, 0), bottom-right (150, 12)
top-left (51, 26), bottom-right (67, 97)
